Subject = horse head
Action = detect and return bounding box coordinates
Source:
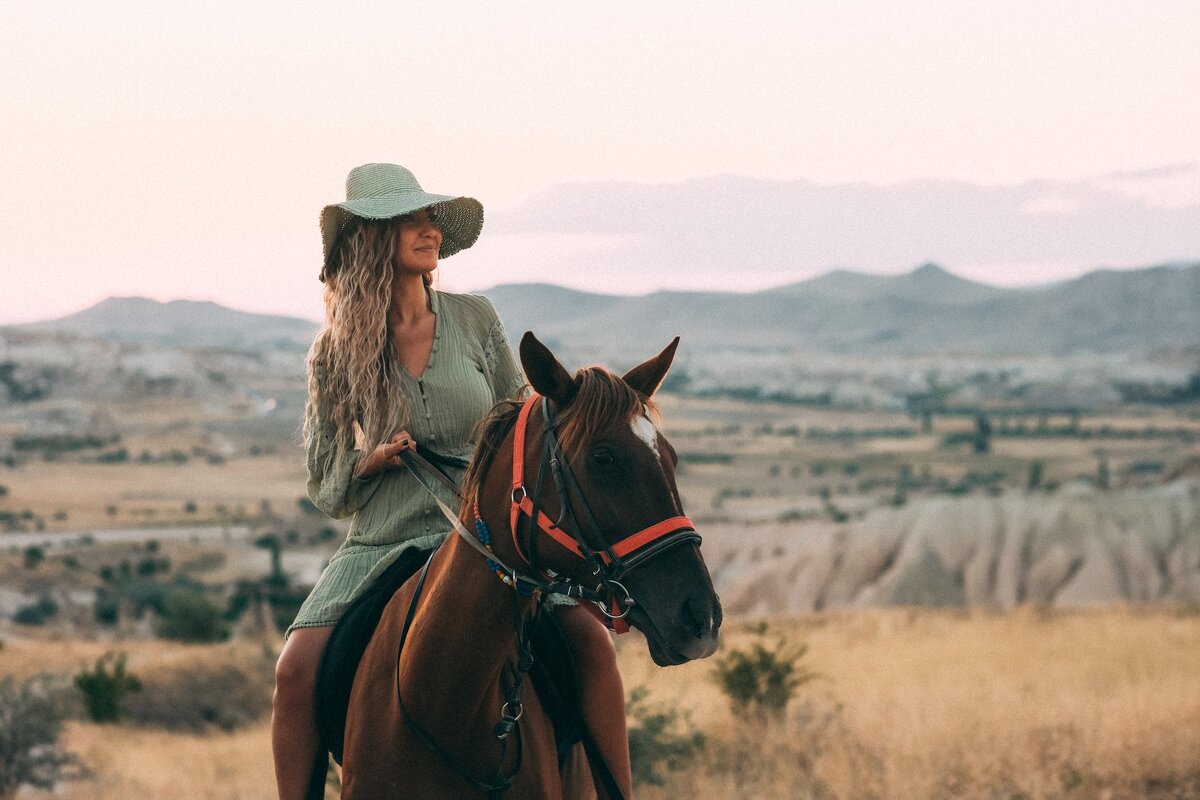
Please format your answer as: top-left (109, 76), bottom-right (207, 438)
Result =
top-left (473, 332), bottom-right (722, 667)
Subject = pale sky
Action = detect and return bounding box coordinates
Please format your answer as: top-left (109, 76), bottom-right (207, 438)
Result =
top-left (1, 1), bottom-right (1198, 324)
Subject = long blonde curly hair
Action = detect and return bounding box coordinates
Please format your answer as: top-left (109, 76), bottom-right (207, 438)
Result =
top-left (305, 216), bottom-right (432, 476)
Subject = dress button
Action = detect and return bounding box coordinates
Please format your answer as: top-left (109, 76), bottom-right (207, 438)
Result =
top-left (425, 412), bottom-right (432, 419)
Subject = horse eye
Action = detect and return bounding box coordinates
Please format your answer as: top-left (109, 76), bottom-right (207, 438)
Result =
top-left (591, 447), bottom-right (616, 467)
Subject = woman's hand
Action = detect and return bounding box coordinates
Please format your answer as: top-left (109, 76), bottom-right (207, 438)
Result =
top-left (355, 431), bottom-right (417, 479)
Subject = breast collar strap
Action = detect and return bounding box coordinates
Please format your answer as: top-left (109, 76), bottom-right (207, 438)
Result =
top-left (508, 394), bottom-right (702, 588)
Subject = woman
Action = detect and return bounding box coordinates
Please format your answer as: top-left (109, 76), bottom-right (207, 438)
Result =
top-left (272, 164), bottom-right (633, 799)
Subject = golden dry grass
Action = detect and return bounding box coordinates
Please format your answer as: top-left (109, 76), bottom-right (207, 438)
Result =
top-left (5, 605), bottom-right (1197, 799)
top-left (625, 606), bottom-right (1200, 799)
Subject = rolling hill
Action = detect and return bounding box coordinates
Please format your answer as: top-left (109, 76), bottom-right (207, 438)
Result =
top-left (8, 261), bottom-right (1198, 357)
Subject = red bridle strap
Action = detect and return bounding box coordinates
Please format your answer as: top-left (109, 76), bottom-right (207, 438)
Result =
top-left (608, 516), bottom-right (694, 561)
top-left (509, 393), bottom-right (695, 569)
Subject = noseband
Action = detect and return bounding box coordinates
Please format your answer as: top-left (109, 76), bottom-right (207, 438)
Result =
top-left (507, 394), bottom-right (702, 622)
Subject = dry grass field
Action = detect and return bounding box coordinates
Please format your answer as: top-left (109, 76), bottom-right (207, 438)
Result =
top-left (3, 605), bottom-right (1197, 799)
top-left (3, 394), bottom-right (1198, 797)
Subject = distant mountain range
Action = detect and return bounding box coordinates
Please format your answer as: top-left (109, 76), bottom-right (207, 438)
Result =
top-left (13, 296), bottom-right (319, 351)
top-left (8, 262), bottom-right (1199, 355)
top-left (487, 261), bottom-right (1200, 355)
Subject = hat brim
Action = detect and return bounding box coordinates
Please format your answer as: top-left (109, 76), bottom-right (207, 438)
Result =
top-left (320, 191), bottom-right (483, 267)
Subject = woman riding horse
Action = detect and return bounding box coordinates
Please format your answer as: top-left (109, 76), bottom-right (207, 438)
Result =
top-left (272, 164), bottom-right (634, 799)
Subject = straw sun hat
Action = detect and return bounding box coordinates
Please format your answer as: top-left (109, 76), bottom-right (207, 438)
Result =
top-left (319, 163), bottom-right (483, 280)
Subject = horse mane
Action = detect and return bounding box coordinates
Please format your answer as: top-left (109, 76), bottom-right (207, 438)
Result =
top-left (458, 367), bottom-right (657, 520)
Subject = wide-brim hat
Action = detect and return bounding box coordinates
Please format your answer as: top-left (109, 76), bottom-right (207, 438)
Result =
top-left (320, 163), bottom-right (483, 275)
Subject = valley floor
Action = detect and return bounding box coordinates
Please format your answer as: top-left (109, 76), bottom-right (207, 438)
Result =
top-left (4, 604), bottom-right (1198, 799)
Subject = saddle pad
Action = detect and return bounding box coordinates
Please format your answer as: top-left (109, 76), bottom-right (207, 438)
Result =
top-left (315, 543), bottom-right (435, 765)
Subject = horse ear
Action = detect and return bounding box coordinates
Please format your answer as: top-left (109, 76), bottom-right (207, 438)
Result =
top-left (622, 337), bottom-right (680, 398)
top-left (520, 331), bottom-right (579, 408)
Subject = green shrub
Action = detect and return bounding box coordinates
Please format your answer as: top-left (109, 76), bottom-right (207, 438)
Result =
top-left (712, 626), bottom-right (817, 721)
top-left (94, 589), bottom-right (119, 626)
top-left (23, 545), bottom-right (44, 569)
top-left (155, 588), bottom-right (228, 642)
top-left (0, 675), bottom-right (80, 794)
top-left (626, 686), bottom-right (705, 787)
top-left (74, 651), bottom-right (141, 723)
top-left (13, 596), bottom-right (59, 626)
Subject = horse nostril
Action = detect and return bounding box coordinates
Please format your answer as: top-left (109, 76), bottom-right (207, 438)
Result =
top-left (681, 597), bottom-right (709, 639)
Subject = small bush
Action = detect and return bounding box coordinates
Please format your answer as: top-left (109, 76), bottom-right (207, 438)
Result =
top-left (23, 545), bottom-right (44, 569)
top-left (155, 588), bottom-right (229, 642)
top-left (13, 596), bottom-right (59, 626)
top-left (626, 685), bottom-right (705, 787)
top-left (712, 626), bottom-right (817, 721)
top-left (94, 589), bottom-right (119, 626)
top-left (0, 675), bottom-right (80, 795)
top-left (74, 651), bottom-right (142, 723)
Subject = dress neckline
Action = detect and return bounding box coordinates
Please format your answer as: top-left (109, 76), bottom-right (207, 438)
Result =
top-left (400, 287), bottom-right (440, 381)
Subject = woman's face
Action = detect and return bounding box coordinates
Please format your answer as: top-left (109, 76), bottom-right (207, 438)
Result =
top-left (393, 208), bottom-right (442, 276)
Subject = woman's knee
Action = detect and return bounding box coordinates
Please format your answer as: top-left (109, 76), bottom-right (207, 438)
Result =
top-left (274, 627), bottom-right (331, 704)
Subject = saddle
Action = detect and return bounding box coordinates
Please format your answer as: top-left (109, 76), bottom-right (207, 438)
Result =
top-left (313, 542), bottom-right (586, 767)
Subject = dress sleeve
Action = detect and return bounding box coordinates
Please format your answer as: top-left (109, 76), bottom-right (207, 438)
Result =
top-left (305, 364), bottom-right (384, 519)
top-left (483, 313), bottom-right (527, 403)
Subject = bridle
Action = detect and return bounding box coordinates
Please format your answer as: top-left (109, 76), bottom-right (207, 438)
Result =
top-left (507, 394), bottom-right (702, 623)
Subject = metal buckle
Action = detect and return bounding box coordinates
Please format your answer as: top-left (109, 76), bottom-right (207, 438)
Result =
top-left (511, 485), bottom-right (527, 504)
top-left (596, 580), bottom-right (636, 620)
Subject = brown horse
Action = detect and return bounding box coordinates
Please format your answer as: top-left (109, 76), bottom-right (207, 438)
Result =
top-left (340, 333), bottom-right (722, 799)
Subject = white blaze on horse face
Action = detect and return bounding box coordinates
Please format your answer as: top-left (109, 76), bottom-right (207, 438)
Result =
top-left (631, 411), bottom-right (661, 460)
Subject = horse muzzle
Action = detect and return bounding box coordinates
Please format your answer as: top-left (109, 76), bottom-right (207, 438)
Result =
top-left (622, 543), bottom-right (723, 666)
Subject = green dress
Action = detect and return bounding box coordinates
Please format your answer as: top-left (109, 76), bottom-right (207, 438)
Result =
top-left (289, 289), bottom-right (526, 633)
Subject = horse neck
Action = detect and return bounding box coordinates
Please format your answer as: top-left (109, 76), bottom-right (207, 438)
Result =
top-left (400, 525), bottom-right (537, 728)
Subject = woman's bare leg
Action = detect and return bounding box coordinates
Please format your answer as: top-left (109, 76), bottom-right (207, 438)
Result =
top-left (273, 624), bottom-right (335, 800)
top-left (556, 604), bottom-right (634, 799)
